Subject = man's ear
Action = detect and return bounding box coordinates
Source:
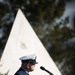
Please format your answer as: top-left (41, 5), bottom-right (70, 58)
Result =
top-left (27, 63), bottom-right (30, 68)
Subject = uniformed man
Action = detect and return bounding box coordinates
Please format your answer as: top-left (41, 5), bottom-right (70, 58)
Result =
top-left (14, 54), bottom-right (38, 75)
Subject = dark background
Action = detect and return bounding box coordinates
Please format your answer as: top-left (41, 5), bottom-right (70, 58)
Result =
top-left (0, 0), bottom-right (75, 75)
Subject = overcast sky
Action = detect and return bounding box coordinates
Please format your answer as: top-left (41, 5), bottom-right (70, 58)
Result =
top-left (62, 0), bottom-right (75, 28)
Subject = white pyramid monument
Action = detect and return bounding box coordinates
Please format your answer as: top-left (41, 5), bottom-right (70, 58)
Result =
top-left (0, 9), bottom-right (62, 75)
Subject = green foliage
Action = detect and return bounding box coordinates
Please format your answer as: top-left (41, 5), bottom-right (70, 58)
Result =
top-left (40, 23), bottom-right (75, 75)
top-left (0, 73), bottom-right (7, 75)
top-left (0, 0), bottom-right (65, 55)
top-left (0, 0), bottom-right (75, 75)
top-left (0, 0), bottom-right (65, 25)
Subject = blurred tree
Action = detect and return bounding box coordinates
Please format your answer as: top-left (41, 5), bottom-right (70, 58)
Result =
top-left (0, 0), bottom-right (65, 57)
top-left (41, 21), bottom-right (75, 75)
top-left (0, 0), bottom-right (75, 75)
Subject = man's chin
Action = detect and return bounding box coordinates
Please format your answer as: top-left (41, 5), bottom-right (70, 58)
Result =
top-left (30, 70), bottom-right (34, 72)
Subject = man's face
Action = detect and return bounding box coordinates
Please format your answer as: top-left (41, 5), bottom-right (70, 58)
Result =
top-left (27, 63), bottom-right (36, 72)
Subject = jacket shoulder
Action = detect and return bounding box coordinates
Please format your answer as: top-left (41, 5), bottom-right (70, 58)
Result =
top-left (14, 68), bottom-right (27, 75)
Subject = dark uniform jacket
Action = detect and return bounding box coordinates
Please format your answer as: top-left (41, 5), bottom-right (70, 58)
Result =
top-left (14, 67), bottom-right (29, 75)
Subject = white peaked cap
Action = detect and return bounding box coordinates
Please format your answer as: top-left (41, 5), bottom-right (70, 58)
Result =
top-left (19, 54), bottom-right (37, 60)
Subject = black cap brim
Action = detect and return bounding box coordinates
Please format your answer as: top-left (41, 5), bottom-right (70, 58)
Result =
top-left (22, 59), bottom-right (38, 64)
top-left (29, 60), bottom-right (38, 64)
